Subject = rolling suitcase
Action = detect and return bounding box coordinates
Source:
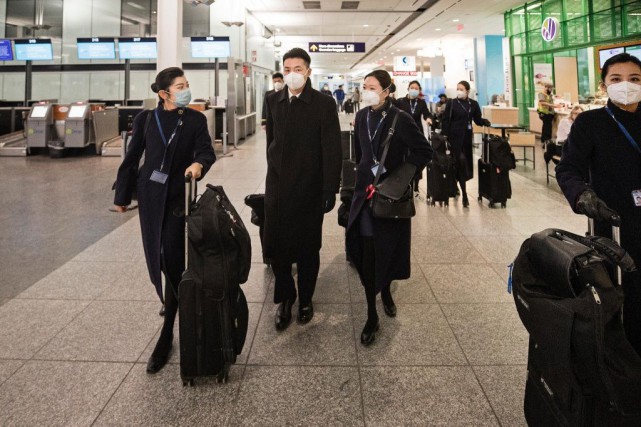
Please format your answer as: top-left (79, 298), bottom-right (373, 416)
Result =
top-left (339, 127), bottom-right (356, 229)
top-left (344, 99), bottom-right (354, 114)
top-left (426, 132), bottom-right (457, 207)
top-left (511, 216), bottom-right (641, 426)
top-left (179, 174), bottom-right (251, 386)
top-left (477, 130), bottom-right (511, 208)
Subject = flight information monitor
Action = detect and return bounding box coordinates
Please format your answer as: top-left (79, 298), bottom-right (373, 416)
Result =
top-left (598, 47), bottom-right (624, 68)
top-left (67, 105), bottom-right (87, 118)
top-left (190, 36), bottom-right (231, 58)
top-left (625, 45), bottom-right (641, 61)
top-left (0, 39), bottom-right (13, 61)
top-left (15, 39), bottom-right (53, 61)
top-left (30, 105), bottom-right (49, 118)
top-left (118, 37), bottom-right (157, 59)
top-left (77, 38), bottom-right (116, 59)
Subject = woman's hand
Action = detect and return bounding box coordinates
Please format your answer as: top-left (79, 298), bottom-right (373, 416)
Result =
top-left (114, 205), bottom-right (128, 213)
top-left (426, 118), bottom-right (433, 126)
top-left (185, 162), bottom-right (203, 180)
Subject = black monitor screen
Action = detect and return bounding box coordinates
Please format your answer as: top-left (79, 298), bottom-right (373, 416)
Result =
top-left (118, 37), bottom-right (157, 59)
top-left (190, 36), bottom-right (231, 58)
top-left (0, 39), bottom-right (13, 61)
top-left (77, 38), bottom-right (116, 59)
top-left (15, 39), bottom-right (53, 61)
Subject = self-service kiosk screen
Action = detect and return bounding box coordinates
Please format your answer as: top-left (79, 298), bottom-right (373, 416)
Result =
top-left (15, 39), bottom-right (53, 61)
top-left (77, 38), bottom-right (116, 59)
top-left (118, 38), bottom-right (157, 59)
top-left (190, 36), bottom-right (231, 58)
top-left (0, 39), bottom-right (13, 61)
top-left (30, 105), bottom-right (49, 118)
top-left (625, 45), bottom-right (641, 61)
top-left (598, 47), bottom-right (624, 68)
top-left (67, 105), bottom-right (87, 118)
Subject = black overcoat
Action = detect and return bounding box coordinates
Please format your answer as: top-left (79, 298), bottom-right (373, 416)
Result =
top-left (396, 96), bottom-right (433, 135)
top-left (441, 98), bottom-right (485, 181)
top-left (264, 79), bottom-right (342, 262)
top-left (346, 102), bottom-right (432, 292)
top-left (556, 99), bottom-right (641, 263)
top-left (114, 105), bottom-right (216, 301)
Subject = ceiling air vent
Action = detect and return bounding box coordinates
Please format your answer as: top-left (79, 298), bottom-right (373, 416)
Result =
top-left (341, 1), bottom-right (359, 9)
top-left (303, 1), bottom-right (321, 9)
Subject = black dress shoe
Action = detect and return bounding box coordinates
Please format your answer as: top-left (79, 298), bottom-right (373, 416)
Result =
top-left (146, 335), bottom-right (173, 374)
top-left (298, 302), bottom-right (314, 324)
top-left (275, 298), bottom-right (295, 331)
top-left (462, 195), bottom-right (469, 208)
top-left (360, 317), bottom-right (380, 346)
top-left (383, 301), bottom-right (397, 317)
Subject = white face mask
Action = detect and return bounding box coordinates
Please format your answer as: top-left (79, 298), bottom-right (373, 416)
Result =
top-left (361, 89), bottom-right (383, 108)
top-left (284, 71), bottom-right (307, 91)
top-left (408, 89), bottom-right (420, 99)
top-left (606, 81), bottom-right (641, 106)
top-left (274, 82), bottom-right (284, 91)
top-left (456, 89), bottom-right (467, 99)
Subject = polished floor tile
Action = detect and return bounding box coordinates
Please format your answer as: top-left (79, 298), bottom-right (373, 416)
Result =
top-left (0, 359), bottom-right (24, 386)
top-left (474, 365), bottom-right (528, 427)
top-left (421, 264), bottom-right (513, 303)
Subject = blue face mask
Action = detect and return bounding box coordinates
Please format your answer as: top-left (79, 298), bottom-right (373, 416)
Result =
top-left (409, 89), bottom-right (420, 98)
top-left (172, 88), bottom-right (192, 107)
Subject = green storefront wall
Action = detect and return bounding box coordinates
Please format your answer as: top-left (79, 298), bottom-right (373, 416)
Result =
top-left (505, 0), bottom-right (641, 126)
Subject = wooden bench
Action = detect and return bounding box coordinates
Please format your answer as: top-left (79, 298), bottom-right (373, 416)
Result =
top-left (509, 132), bottom-right (536, 169)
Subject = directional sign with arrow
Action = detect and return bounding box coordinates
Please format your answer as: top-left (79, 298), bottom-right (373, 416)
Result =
top-left (308, 42), bottom-right (365, 53)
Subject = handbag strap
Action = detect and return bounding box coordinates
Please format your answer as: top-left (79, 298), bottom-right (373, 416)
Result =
top-left (372, 111), bottom-right (400, 186)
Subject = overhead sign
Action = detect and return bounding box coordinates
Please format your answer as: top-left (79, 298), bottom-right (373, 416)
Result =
top-left (392, 71), bottom-right (417, 76)
top-left (541, 17), bottom-right (559, 42)
top-left (394, 56), bottom-right (416, 72)
top-left (308, 42), bottom-right (365, 53)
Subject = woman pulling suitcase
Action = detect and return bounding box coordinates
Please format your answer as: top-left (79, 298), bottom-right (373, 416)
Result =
top-left (113, 67), bottom-right (216, 373)
top-left (345, 70), bottom-right (432, 346)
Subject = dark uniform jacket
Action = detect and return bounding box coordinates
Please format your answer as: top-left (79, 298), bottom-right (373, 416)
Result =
top-left (261, 89), bottom-right (275, 126)
top-left (114, 104), bottom-right (216, 301)
top-left (396, 96), bottom-right (433, 135)
top-left (556, 99), bottom-right (641, 263)
top-left (346, 101), bottom-right (432, 292)
top-left (264, 79), bottom-right (342, 262)
top-left (441, 98), bottom-right (485, 181)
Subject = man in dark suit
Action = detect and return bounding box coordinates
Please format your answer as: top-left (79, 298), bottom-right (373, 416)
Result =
top-left (264, 48), bottom-right (342, 331)
top-left (261, 72), bottom-right (284, 129)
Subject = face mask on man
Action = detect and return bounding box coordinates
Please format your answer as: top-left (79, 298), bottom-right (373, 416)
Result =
top-left (323, 86), bottom-right (329, 90)
top-left (408, 89), bottom-right (420, 99)
top-left (456, 89), bottom-right (467, 99)
top-left (274, 82), bottom-right (284, 91)
top-left (171, 88), bottom-right (191, 107)
top-left (284, 71), bottom-right (307, 91)
top-left (606, 81), bottom-right (641, 106)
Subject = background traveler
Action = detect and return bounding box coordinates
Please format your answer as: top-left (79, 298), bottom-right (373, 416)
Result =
top-left (334, 84), bottom-right (346, 113)
top-left (352, 86), bottom-right (361, 111)
top-left (396, 80), bottom-right (433, 134)
top-left (537, 82), bottom-right (556, 147)
top-left (261, 72), bottom-right (284, 130)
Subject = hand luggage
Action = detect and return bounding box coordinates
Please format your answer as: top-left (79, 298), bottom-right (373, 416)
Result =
top-left (511, 216), bottom-right (641, 426)
top-left (477, 130), bottom-right (511, 208)
top-left (339, 128), bottom-right (356, 228)
top-left (344, 99), bottom-right (354, 114)
top-left (179, 174), bottom-right (251, 386)
top-left (426, 132), bottom-right (457, 206)
top-left (244, 193), bottom-right (270, 265)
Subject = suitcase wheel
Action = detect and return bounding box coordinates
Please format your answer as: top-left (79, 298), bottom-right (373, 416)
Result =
top-left (477, 196), bottom-right (482, 202)
top-left (444, 201), bottom-right (449, 207)
top-left (182, 379), bottom-right (195, 387)
top-left (438, 201), bottom-right (443, 207)
top-left (430, 201), bottom-right (436, 207)
top-left (216, 364), bottom-right (231, 384)
top-left (501, 202), bottom-right (506, 208)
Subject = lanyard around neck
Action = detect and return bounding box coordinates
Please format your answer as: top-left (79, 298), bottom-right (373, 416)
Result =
top-left (410, 98), bottom-right (417, 115)
top-left (154, 109), bottom-right (182, 147)
top-left (605, 106), bottom-right (641, 155)
top-left (367, 108), bottom-right (387, 144)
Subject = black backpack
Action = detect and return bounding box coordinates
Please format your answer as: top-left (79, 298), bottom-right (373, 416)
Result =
top-left (484, 134), bottom-right (516, 172)
top-left (429, 132), bottom-right (457, 172)
top-left (511, 228), bottom-right (641, 426)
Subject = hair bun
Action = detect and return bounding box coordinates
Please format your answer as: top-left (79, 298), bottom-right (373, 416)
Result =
top-left (151, 82), bottom-right (159, 93)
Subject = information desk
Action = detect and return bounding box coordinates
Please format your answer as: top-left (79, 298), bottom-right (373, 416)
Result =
top-left (481, 106), bottom-right (519, 126)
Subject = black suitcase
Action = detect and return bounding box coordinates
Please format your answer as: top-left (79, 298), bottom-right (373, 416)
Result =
top-left (179, 175), bottom-right (251, 386)
top-left (512, 220), bottom-right (641, 426)
top-left (477, 132), bottom-right (514, 208)
top-left (344, 99), bottom-right (354, 114)
top-left (426, 132), bottom-right (457, 206)
top-left (341, 130), bottom-right (354, 160)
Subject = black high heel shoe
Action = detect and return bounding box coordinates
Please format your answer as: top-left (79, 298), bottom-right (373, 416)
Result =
top-left (360, 316), bottom-right (380, 346)
top-left (147, 333), bottom-right (173, 374)
top-left (381, 289), bottom-right (397, 318)
top-left (462, 194), bottom-right (469, 208)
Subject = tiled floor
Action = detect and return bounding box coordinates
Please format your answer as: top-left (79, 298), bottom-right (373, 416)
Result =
top-left (0, 115), bottom-right (587, 426)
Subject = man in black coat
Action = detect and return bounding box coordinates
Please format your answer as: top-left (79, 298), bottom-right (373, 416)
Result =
top-left (264, 48), bottom-right (342, 330)
top-left (261, 72), bottom-right (284, 129)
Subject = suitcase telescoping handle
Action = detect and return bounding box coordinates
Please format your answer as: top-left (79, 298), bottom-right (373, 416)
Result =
top-left (184, 173), bottom-right (197, 268)
top-left (588, 215), bottom-right (623, 285)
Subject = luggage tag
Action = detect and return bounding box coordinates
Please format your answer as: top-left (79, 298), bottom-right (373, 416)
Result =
top-left (633, 190), bottom-right (641, 207)
top-left (150, 169), bottom-right (169, 184)
top-left (371, 162), bottom-right (387, 176)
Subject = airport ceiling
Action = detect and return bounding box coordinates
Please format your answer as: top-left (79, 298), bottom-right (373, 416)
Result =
top-left (245, 0), bottom-right (527, 75)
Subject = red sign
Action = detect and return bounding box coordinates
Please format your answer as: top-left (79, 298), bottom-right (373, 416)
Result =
top-left (242, 65), bottom-right (249, 76)
top-left (392, 71), bottom-right (417, 76)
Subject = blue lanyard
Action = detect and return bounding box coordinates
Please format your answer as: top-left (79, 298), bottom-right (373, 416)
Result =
top-left (366, 109), bottom-right (387, 145)
top-left (605, 106), bottom-right (641, 155)
top-left (154, 109), bottom-right (182, 171)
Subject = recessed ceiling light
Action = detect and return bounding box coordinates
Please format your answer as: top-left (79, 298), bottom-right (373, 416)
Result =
top-left (435, 28), bottom-right (441, 31)
top-left (363, 24), bottom-right (369, 27)
top-left (453, 19), bottom-right (459, 22)
top-left (276, 28), bottom-right (281, 32)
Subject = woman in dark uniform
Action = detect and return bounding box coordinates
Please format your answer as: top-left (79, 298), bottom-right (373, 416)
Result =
top-left (114, 67), bottom-right (216, 373)
top-left (346, 70), bottom-right (432, 346)
top-left (441, 80), bottom-right (491, 207)
top-left (396, 80), bottom-right (433, 134)
top-left (556, 53), bottom-right (641, 356)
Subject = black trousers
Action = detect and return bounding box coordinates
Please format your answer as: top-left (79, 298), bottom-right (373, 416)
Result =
top-left (272, 252), bottom-right (321, 304)
top-left (540, 113), bottom-right (554, 143)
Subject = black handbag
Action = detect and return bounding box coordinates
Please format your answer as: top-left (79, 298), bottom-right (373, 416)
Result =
top-left (369, 113), bottom-right (417, 219)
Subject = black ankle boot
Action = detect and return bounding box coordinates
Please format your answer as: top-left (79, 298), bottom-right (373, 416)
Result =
top-left (147, 332), bottom-right (173, 374)
top-left (360, 316), bottom-right (380, 346)
top-left (462, 194), bottom-right (469, 208)
top-left (381, 288), bottom-right (397, 318)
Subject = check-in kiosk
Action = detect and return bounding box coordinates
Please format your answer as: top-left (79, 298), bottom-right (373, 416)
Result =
top-left (26, 103), bottom-right (54, 149)
top-left (0, 107), bottom-right (30, 157)
top-left (93, 108), bottom-right (121, 156)
top-left (64, 103), bottom-right (93, 148)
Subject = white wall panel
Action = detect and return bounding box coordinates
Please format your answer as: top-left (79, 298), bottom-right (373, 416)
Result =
top-left (90, 72), bottom-right (123, 101)
top-left (60, 72), bottom-right (90, 103)
top-left (32, 72), bottom-right (61, 101)
top-left (2, 73), bottom-right (24, 101)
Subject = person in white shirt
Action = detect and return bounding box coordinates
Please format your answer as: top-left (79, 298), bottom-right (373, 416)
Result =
top-left (556, 105), bottom-right (584, 142)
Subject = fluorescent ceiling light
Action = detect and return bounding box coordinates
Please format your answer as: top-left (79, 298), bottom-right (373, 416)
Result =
top-left (453, 19), bottom-right (459, 22)
top-left (363, 24), bottom-right (369, 27)
top-left (435, 28), bottom-right (441, 31)
top-left (127, 2), bottom-right (145, 10)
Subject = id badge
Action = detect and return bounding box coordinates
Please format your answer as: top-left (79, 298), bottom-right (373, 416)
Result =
top-left (371, 163), bottom-right (387, 176)
top-left (467, 122), bottom-right (472, 130)
top-left (633, 190), bottom-right (641, 207)
top-left (150, 169), bottom-right (169, 184)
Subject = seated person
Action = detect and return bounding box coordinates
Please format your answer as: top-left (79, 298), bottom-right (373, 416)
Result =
top-left (545, 105), bottom-right (584, 164)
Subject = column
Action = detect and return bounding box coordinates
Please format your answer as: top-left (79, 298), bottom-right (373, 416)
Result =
top-left (156, 0), bottom-right (183, 72)
top-left (474, 35), bottom-right (504, 106)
